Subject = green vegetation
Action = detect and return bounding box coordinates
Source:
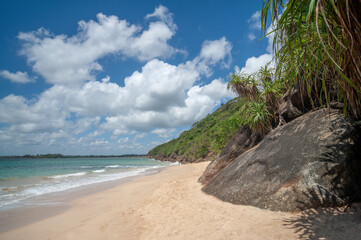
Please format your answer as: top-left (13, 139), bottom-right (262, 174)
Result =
top-left (150, 1), bottom-right (361, 162)
top-left (148, 98), bottom-right (246, 161)
top-left (228, 65), bottom-right (285, 136)
top-left (262, 0), bottom-right (361, 118)
top-left (229, 0), bottom-right (361, 136)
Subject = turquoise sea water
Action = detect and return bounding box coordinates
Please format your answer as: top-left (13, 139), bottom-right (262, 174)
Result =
top-left (0, 157), bottom-right (176, 208)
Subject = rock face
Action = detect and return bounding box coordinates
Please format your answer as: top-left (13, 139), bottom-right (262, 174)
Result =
top-left (202, 109), bottom-right (361, 212)
top-left (279, 87), bottom-right (308, 122)
top-left (198, 125), bottom-right (261, 184)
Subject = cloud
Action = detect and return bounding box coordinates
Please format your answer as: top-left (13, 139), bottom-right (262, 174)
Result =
top-left (101, 63), bottom-right (233, 133)
top-left (0, 34), bottom-right (234, 154)
top-left (247, 33), bottom-right (256, 41)
top-left (100, 82), bottom-right (231, 133)
top-left (265, 21), bottom-right (277, 54)
top-left (145, 5), bottom-right (175, 30)
top-left (151, 128), bottom-right (176, 139)
top-left (199, 37), bottom-right (232, 68)
top-left (0, 93), bottom-right (71, 134)
top-left (248, 11), bottom-right (261, 30)
top-left (0, 95), bottom-right (43, 125)
top-left (0, 2), bottom-right (237, 155)
top-left (170, 79), bottom-right (233, 120)
top-left (18, 6), bottom-right (180, 86)
top-left (117, 137), bottom-right (130, 144)
top-left (126, 59), bottom-right (198, 112)
top-left (246, 11), bottom-right (262, 43)
top-left (73, 117), bottom-right (100, 135)
top-left (238, 11), bottom-right (275, 75)
top-left (239, 54), bottom-right (274, 74)
top-left (0, 70), bottom-right (34, 83)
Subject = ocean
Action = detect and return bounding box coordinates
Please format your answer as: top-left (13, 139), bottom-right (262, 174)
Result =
top-left (0, 157), bottom-right (177, 208)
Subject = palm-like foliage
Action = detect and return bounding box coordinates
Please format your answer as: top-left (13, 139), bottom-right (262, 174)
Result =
top-left (258, 65), bottom-right (273, 84)
top-left (241, 100), bottom-right (271, 136)
top-left (228, 66), bottom-right (285, 135)
top-left (262, 0), bottom-right (361, 117)
top-left (227, 72), bottom-right (259, 101)
top-left (258, 65), bottom-right (285, 111)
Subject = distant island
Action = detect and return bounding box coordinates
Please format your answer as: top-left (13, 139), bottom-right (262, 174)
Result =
top-left (0, 154), bottom-right (147, 159)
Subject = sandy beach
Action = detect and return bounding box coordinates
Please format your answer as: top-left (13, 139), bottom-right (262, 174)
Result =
top-left (0, 162), bottom-right (360, 240)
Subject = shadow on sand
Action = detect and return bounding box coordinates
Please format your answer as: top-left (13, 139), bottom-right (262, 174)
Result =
top-left (283, 206), bottom-right (361, 240)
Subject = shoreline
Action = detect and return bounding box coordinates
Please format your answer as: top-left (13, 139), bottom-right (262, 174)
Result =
top-left (0, 166), bottom-right (166, 233)
top-left (0, 162), bottom-right (360, 240)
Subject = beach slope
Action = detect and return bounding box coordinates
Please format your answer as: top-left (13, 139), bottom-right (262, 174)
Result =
top-left (1, 162), bottom-right (359, 240)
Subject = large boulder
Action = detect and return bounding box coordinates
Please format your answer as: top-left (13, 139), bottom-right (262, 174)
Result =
top-left (279, 87), bottom-right (307, 122)
top-left (202, 109), bottom-right (361, 212)
top-left (198, 125), bottom-right (261, 184)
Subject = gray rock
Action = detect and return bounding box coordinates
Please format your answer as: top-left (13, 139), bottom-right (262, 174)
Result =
top-left (330, 101), bottom-right (344, 109)
top-left (279, 87), bottom-right (309, 122)
top-left (198, 125), bottom-right (261, 184)
top-left (202, 109), bottom-right (361, 212)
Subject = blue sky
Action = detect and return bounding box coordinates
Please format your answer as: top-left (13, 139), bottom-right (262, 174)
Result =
top-left (0, 0), bottom-right (273, 155)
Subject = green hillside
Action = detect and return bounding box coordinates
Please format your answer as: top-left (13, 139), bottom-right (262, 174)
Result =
top-left (148, 98), bottom-right (245, 162)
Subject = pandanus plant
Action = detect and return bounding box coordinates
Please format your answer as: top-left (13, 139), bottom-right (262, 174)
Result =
top-left (261, 0), bottom-right (361, 118)
top-left (228, 65), bottom-right (285, 136)
top-left (227, 72), bottom-right (259, 101)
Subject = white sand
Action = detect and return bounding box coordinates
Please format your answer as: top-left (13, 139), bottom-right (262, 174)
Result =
top-left (1, 162), bottom-right (360, 240)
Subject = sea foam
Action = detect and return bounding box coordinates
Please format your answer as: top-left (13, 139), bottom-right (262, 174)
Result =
top-left (0, 157), bottom-right (173, 208)
top-left (51, 172), bottom-right (87, 179)
top-left (105, 165), bottom-right (120, 168)
top-left (0, 168), bottom-right (156, 207)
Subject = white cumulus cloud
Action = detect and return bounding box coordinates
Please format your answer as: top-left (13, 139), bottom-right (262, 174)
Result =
top-left (237, 11), bottom-right (275, 75)
top-left (239, 54), bottom-right (274, 74)
top-left (18, 6), bottom-right (180, 86)
top-left (0, 33), bottom-right (234, 154)
top-left (199, 37), bottom-right (232, 68)
top-left (0, 70), bottom-right (34, 83)
top-left (248, 11), bottom-right (261, 30)
top-left (145, 4), bottom-right (176, 30)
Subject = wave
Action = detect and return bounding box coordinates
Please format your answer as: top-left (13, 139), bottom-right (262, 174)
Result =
top-left (50, 172), bottom-right (87, 179)
top-left (0, 168), bottom-right (147, 208)
top-left (80, 166), bottom-right (93, 169)
top-left (0, 159), bottom-right (176, 208)
top-left (105, 165), bottom-right (120, 168)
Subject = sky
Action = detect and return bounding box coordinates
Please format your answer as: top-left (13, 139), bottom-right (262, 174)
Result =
top-left (0, 0), bottom-right (273, 155)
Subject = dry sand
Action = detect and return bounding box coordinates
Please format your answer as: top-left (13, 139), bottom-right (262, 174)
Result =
top-left (1, 162), bottom-right (360, 240)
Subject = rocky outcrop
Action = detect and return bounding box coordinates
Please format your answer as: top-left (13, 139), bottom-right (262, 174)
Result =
top-left (148, 153), bottom-right (215, 164)
top-left (198, 125), bottom-right (261, 184)
top-left (279, 87), bottom-right (308, 123)
top-left (147, 154), bottom-right (187, 163)
top-left (202, 109), bottom-right (361, 212)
